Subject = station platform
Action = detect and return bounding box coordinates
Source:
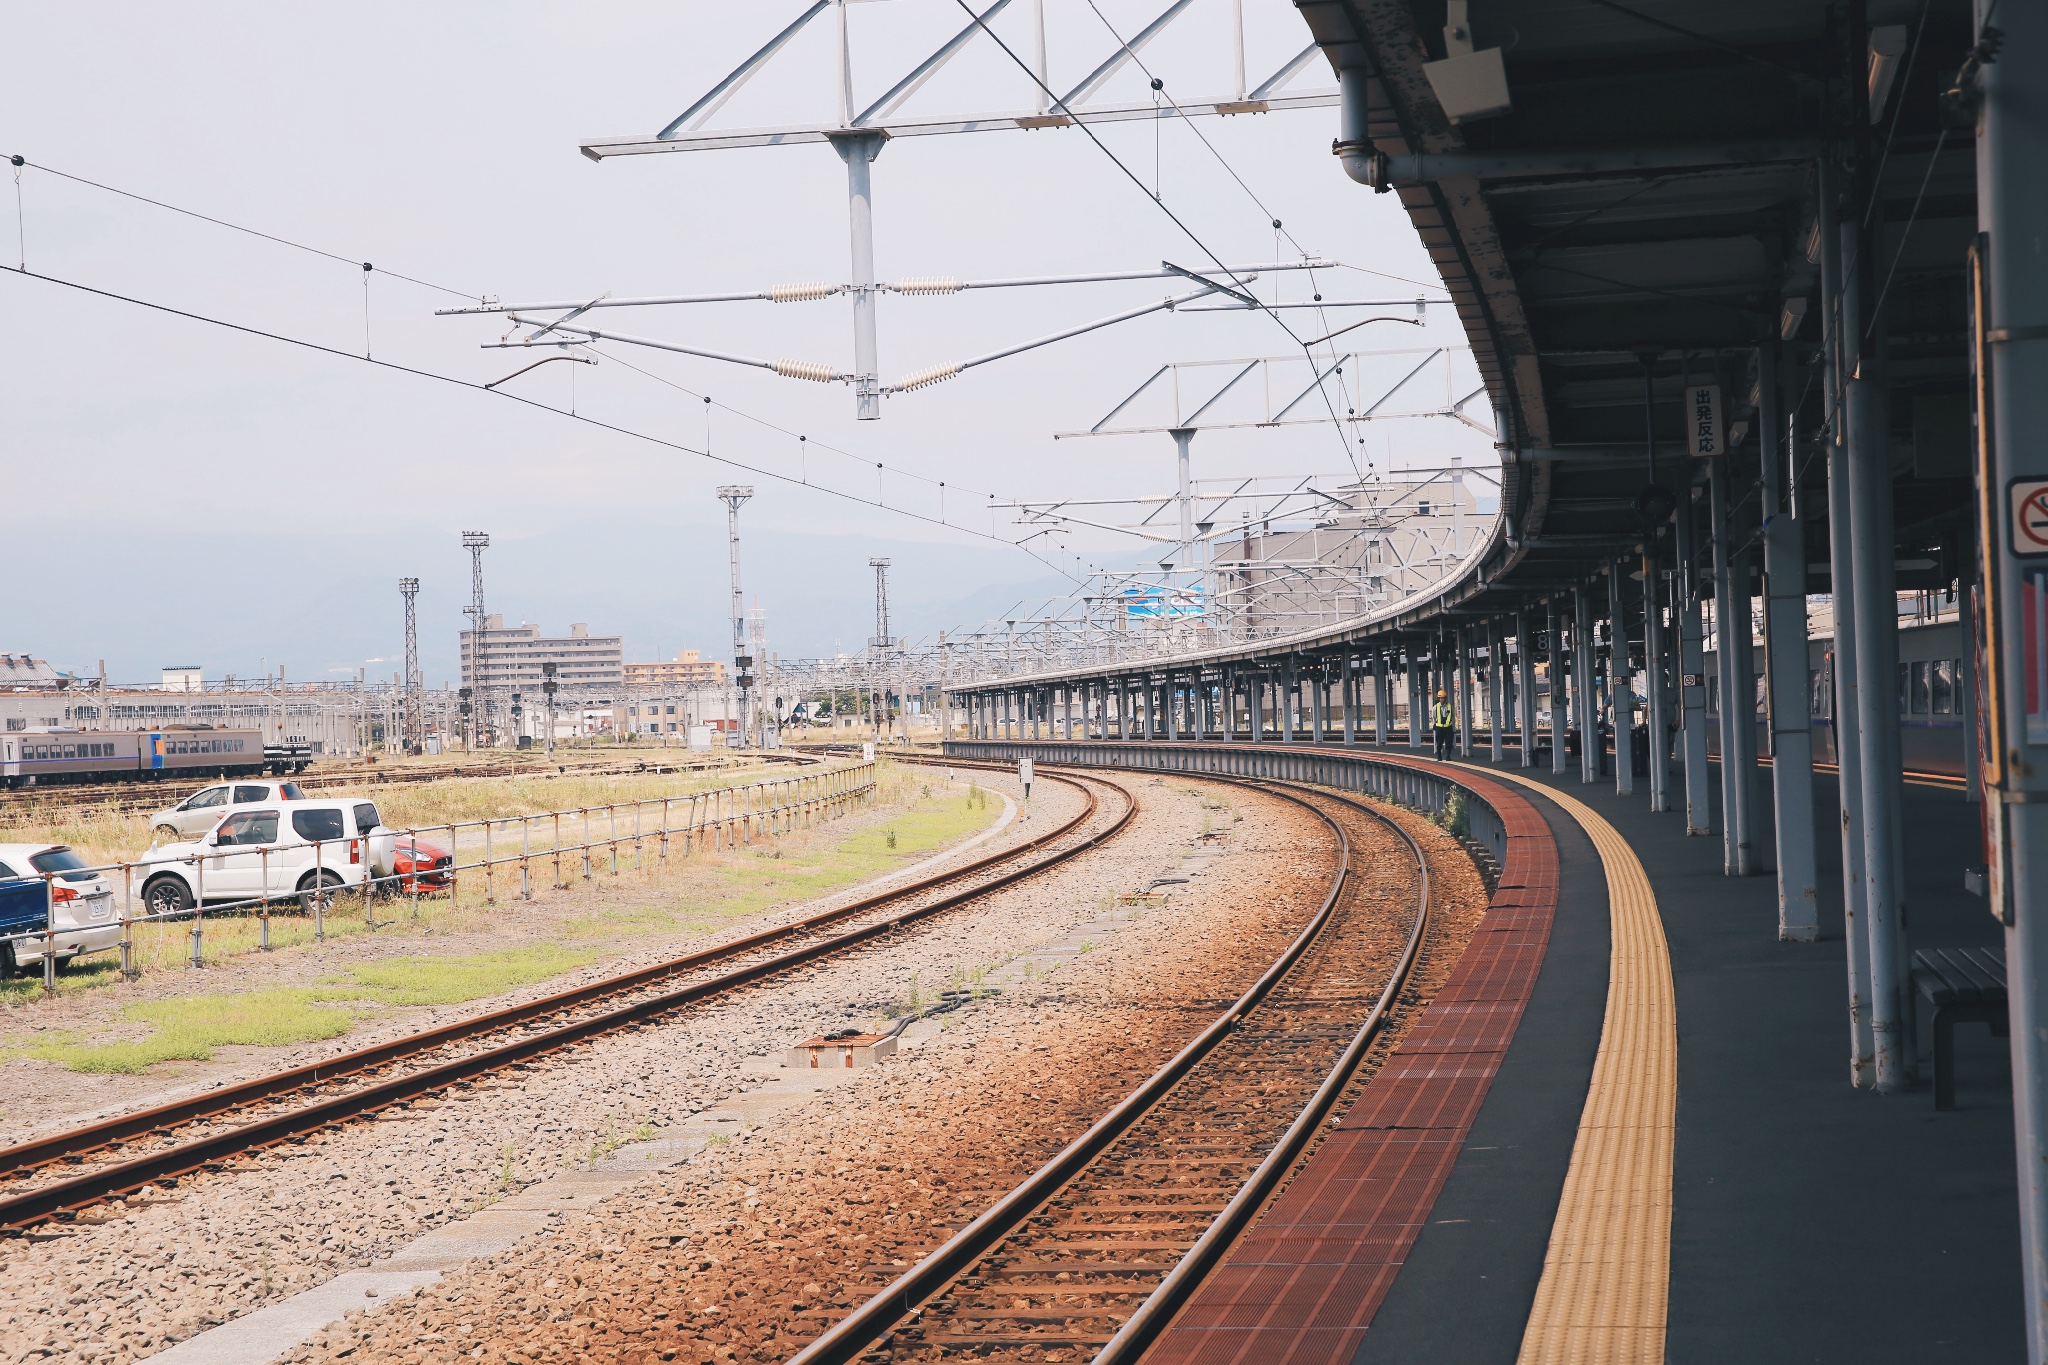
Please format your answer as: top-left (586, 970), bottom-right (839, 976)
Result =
top-left (943, 737), bottom-right (2022, 1361)
top-left (1353, 752), bottom-right (2021, 1363)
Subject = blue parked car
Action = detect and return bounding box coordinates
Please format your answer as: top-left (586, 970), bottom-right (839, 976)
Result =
top-left (0, 845), bottom-right (119, 974)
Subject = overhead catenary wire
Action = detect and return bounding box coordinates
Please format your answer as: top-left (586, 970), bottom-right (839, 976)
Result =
top-left (581, 342), bottom-right (1047, 554)
top-left (947, 0), bottom-right (1370, 476)
top-left (2, 263), bottom-right (1085, 583)
top-left (0, 157), bottom-right (1085, 576)
top-left (11, 156), bottom-right (483, 302)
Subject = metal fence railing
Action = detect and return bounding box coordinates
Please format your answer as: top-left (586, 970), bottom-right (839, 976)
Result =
top-left (3, 761), bottom-right (878, 996)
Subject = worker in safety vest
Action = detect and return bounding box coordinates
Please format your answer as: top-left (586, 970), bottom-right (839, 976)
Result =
top-left (1431, 689), bottom-right (1455, 759)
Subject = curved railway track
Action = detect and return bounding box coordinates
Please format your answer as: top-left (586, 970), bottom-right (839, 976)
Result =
top-left (0, 763), bottom-right (1133, 1231)
top-left (788, 779), bottom-right (1434, 1365)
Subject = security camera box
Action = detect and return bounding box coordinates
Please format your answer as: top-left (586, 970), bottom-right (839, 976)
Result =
top-left (1422, 47), bottom-right (1511, 125)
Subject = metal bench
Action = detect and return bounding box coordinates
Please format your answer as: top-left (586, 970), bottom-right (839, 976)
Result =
top-left (1912, 947), bottom-right (2009, 1110)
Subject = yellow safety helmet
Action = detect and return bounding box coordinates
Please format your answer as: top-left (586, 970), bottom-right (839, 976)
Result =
top-left (1436, 690), bottom-right (1448, 700)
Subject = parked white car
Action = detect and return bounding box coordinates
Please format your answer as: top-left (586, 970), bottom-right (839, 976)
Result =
top-left (150, 780), bottom-right (306, 843)
top-left (0, 843), bottom-right (121, 972)
top-left (135, 800), bottom-right (396, 916)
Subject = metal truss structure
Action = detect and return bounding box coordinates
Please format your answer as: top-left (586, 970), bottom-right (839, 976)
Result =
top-left (435, 0), bottom-right (1345, 418)
top-left (743, 460), bottom-right (1497, 728)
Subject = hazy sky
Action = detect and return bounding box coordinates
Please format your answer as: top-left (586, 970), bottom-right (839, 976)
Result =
top-left (2, 1), bottom-right (1486, 685)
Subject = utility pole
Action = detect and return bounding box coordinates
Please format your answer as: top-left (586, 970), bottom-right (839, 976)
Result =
top-left (462, 531), bottom-right (490, 745)
top-left (399, 578), bottom-right (420, 754)
top-left (542, 661), bottom-right (558, 759)
top-left (717, 487), bottom-right (754, 747)
top-left (870, 558), bottom-right (893, 745)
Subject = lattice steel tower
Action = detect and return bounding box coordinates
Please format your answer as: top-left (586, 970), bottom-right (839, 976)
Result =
top-left (716, 488), bottom-right (754, 742)
top-left (869, 558), bottom-right (894, 650)
top-left (461, 531), bottom-right (490, 741)
top-left (399, 577), bottom-right (421, 751)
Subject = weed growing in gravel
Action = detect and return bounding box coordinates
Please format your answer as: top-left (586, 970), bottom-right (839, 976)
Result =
top-left (15, 945), bottom-right (605, 1073)
top-left (586, 1122), bottom-right (624, 1169)
top-left (321, 944), bottom-right (597, 1006)
top-left (17, 990), bottom-right (362, 1073)
top-left (553, 781), bottom-right (993, 945)
top-left (500, 1143), bottom-right (518, 1190)
top-left (1434, 792), bottom-right (1471, 839)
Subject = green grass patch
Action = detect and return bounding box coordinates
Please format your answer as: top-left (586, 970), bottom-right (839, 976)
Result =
top-left (23, 989), bottom-right (361, 1074)
top-left (0, 955), bottom-right (128, 1006)
top-left (18, 944), bottom-right (603, 1073)
top-left (320, 944), bottom-right (597, 1006)
top-left (559, 783), bottom-right (1000, 942)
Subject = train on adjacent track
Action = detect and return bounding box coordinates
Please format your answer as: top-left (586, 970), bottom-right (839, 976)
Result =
top-left (0, 728), bottom-right (309, 788)
top-left (1702, 619), bottom-right (1971, 779)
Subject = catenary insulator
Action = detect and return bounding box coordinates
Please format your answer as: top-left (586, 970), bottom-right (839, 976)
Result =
top-left (892, 277), bottom-right (963, 295)
top-left (769, 282), bottom-right (837, 303)
top-left (895, 362), bottom-right (961, 392)
top-left (772, 358), bottom-right (839, 383)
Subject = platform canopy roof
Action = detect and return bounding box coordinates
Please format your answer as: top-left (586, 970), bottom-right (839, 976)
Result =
top-left (960, 0), bottom-right (1982, 690)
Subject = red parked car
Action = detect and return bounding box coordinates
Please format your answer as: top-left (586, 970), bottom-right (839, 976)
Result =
top-left (390, 835), bottom-right (453, 892)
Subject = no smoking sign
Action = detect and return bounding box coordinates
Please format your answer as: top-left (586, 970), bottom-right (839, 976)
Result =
top-left (2014, 479), bottom-right (2048, 557)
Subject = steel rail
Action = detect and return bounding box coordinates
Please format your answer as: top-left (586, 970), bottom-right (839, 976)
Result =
top-left (0, 760), bottom-right (1090, 1176)
top-left (0, 768), bottom-right (1131, 1227)
top-left (1089, 780), bottom-right (1432, 1363)
top-left (785, 775), bottom-right (1406, 1365)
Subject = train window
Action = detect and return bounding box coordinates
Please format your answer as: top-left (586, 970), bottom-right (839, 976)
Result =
top-left (1811, 666), bottom-right (1828, 718)
top-left (1706, 676), bottom-right (1718, 716)
top-left (1911, 662), bottom-right (1932, 714)
top-left (1899, 664), bottom-right (1911, 714)
top-left (214, 811), bottom-right (279, 847)
top-left (1933, 659), bottom-right (1956, 715)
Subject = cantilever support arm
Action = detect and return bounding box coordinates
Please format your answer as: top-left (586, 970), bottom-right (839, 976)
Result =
top-left (505, 313), bottom-right (847, 382)
top-left (891, 281), bottom-right (1234, 391)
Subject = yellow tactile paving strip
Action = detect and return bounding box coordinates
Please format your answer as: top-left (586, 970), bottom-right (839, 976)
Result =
top-left (1468, 769), bottom-right (1676, 1365)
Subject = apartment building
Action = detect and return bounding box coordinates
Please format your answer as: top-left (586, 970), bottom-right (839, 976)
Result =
top-left (622, 649), bottom-right (729, 692)
top-left (459, 617), bottom-right (623, 696)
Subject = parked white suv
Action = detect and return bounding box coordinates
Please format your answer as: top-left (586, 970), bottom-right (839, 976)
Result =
top-left (151, 780), bottom-right (306, 843)
top-left (136, 800), bottom-right (396, 916)
top-left (0, 844), bottom-right (121, 972)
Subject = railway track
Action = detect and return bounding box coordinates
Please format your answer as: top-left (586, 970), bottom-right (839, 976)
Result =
top-left (0, 763), bottom-right (1133, 1231)
top-left (787, 779), bottom-right (1432, 1365)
